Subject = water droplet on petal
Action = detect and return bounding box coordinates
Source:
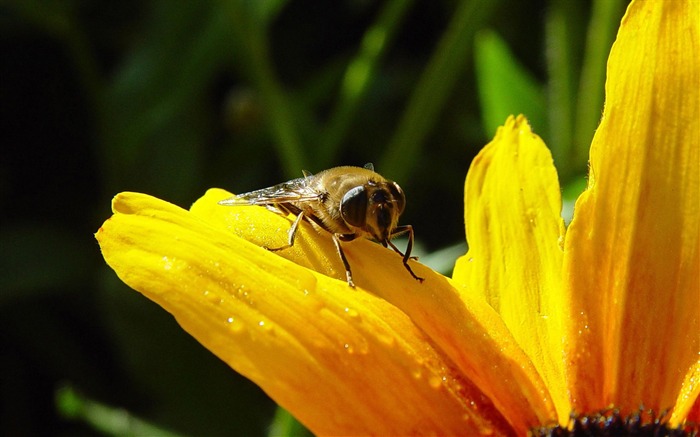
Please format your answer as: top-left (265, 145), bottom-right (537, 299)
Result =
top-left (203, 290), bottom-right (223, 305)
top-left (376, 332), bottom-right (395, 347)
top-left (224, 316), bottom-right (244, 334)
top-left (343, 307), bottom-right (360, 319)
top-left (162, 256), bottom-right (173, 270)
top-left (411, 367), bottom-right (423, 380)
top-left (428, 375), bottom-right (443, 389)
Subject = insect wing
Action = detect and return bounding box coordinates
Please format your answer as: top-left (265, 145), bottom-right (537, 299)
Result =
top-left (218, 176), bottom-right (322, 206)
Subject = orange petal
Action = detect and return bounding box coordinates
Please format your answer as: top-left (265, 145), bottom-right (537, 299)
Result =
top-left (196, 188), bottom-right (557, 433)
top-left (684, 393), bottom-right (700, 425)
top-left (563, 0), bottom-right (700, 416)
top-left (453, 115), bottom-right (570, 424)
top-left (97, 192), bottom-right (514, 436)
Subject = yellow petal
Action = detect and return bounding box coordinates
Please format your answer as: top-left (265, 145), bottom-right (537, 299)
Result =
top-left (196, 188), bottom-right (557, 433)
top-left (191, 188), bottom-right (357, 285)
top-left (97, 192), bottom-right (515, 436)
top-left (670, 360), bottom-right (700, 427)
top-left (453, 115), bottom-right (570, 423)
top-left (563, 0), bottom-right (700, 416)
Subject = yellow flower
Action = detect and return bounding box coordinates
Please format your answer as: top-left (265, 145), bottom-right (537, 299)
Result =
top-left (96, 1), bottom-right (698, 435)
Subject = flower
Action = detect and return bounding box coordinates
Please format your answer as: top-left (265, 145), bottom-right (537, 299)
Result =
top-left (96, 1), bottom-right (699, 435)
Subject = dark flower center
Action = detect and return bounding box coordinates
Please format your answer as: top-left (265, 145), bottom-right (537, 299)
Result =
top-left (530, 408), bottom-right (698, 437)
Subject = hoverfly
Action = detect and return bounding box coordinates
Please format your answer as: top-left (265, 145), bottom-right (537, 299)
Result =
top-left (218, 163), bottom-right (424, 288)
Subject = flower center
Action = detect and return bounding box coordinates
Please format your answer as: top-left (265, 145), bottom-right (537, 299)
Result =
top-left (530, 408), bottom-right (698, 436)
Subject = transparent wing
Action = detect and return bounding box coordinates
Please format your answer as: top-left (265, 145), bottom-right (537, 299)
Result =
top-left (218, 176), bottom-right (323, 206)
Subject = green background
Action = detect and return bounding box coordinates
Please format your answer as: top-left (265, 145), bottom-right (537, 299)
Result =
top-left (1, 0), bottom-right (626, 435)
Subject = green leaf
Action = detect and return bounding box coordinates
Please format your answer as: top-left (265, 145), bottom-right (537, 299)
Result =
top-left (379, 0), bottom-right (500, 183)
top-left (573, 0), bottom-right (626, 166)
top-left (419, 242), bottom-right (468, 276)
top-left (316, 0), bottom-right (414, 167)
top-left (561, 175), bottom-right (588, 224)
top-left (267, 407), bottom-right (313, 437)
top-left (245, 0), bottom-right (290, 28)
top-left (475, 29), bottom-right (546, 137)
top-left (224, 1), bottom-right (308, 178)
top-left (101, 1), bottom-right (233, 201)
top-left (56, 385), bottom-right (185, 437)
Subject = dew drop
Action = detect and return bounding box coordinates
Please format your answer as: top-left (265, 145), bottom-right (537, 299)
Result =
top-left (428, 375), bottom-right (443, 389)
top-left (343, 307), bottom-right (360, 319)
top-left (411, 367), bottom-right (423, 380)
top-left (476, 423), bottom-right (494, 435)
top-left (162, 256), bottom-right (173, 271)
top-left (376, 332), bottom-right (395, 347)
top-left (307, 297), bottom-right (326, 312)
top-left (224, 316), bottom-right (244, 334)
top-left (203, 290), bottom-right (223, 305)
top-left (257, 320), bottom-right (274, 333)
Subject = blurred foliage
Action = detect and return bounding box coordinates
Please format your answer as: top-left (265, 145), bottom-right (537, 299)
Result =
top-left (0, 0), bottom-right (626, 435)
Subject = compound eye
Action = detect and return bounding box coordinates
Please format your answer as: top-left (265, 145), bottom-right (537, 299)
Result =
top-left (390, 182), bottom-right (406, 215)
top-left (340, 186), bottom-right (368, 228)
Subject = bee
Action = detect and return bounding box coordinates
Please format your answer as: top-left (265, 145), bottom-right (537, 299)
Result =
top-left (218, 163), bottom-right (424, 288)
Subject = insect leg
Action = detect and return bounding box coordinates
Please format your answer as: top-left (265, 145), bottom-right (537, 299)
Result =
top-left (333, 233), bottom-right (357, 288)
top-left (387, 225), bottom-right (423, 282)
top-left (388, 225), bottom-right (418, 260)
top-left (385, 239), bottom-right (417, 261)
top-left (266, 211), bottom-right (305, 251)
